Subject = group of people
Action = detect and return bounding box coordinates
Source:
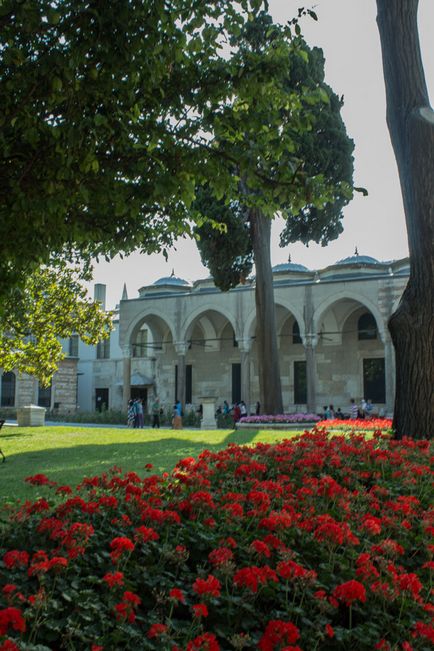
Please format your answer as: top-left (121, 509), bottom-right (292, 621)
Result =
top-left (322, 405), bottom-right (344, 420)
top-left (215, 399), bottom-right (259, 423)
top-left (351, 398), bottom-right (374, 419)
top-left (321, 399), bottom-right (375, 421)
top-left (127, 398), bottom-right (144, 428)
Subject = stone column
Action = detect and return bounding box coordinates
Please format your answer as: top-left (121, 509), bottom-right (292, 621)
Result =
top-left (382, 333), bottom-right (396, 416)
top-left (238, 338), bottom-right (252, 412)
top-left (303, 334), bottom-right (318, 414)
top-left (122, 346), bottom-right (131, 412)
top-left (175, 342), bottom-right (188, 409)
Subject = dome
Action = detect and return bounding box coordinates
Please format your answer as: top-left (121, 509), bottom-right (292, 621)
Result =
top-left (335, 254), bottom-right (379, 266)
top-left (272, 262), bottom-right (309, 273)
top-left (153, 276), bottom-right (190, 287)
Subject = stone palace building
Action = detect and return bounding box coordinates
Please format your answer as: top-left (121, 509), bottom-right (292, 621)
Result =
top-left (0, 253), bottom-right (410, 417)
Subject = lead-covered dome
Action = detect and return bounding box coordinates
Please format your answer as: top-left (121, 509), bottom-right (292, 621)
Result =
top-left (335, 254), bottom-right (379, 266)
top-left (272, 262), bottom-right (309, 273)
top-left (153, 276), bottom-right (190, 286)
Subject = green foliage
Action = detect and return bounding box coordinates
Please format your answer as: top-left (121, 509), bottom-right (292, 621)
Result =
top-left (193, 187), bottom-right (253, 291)
top-left (0, 0), bottom-right (322, 299)
top-left (0, 264), bottom-right (112, 384)
top-left (194, 14), bottom-right (354, 291)
top-left (279, 46), bottom-right (355, 247)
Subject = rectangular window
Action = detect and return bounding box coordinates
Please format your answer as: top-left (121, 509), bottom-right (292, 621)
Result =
top-left (363, 358), bottom-right (385, 403)
top-left (38, 383), bottom-right (52, 409)
top-left (69, 335), bottom-right (79, 357)
top-left (1, 372), bottom-right (16, 407)
top-left (232, 363), bottom-right (241, 404)
top-left (294, 361), bottom-right (307, 404)
top-left (96, 337), bottom-right (110, 359)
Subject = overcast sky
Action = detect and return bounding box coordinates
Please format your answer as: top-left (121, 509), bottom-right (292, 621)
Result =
top-left (91, 0), bottom-right (434, 309)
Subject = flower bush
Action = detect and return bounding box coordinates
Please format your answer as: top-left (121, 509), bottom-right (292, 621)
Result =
top-left (0, 429), bottom-right (433, 650)
top-left (239, 413), bottom-right (320, 424)
top-left (318, 418), bottom-right (393, 431)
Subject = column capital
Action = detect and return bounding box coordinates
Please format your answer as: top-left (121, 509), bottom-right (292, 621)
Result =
top-left (237, 337), bottom-right (252, 353)
top-left (379, 328), bottom-right (391, 345)
top-left (175, 341), bottom-right (188, 356)
top-left (302, 333), bottom-right (318, 348)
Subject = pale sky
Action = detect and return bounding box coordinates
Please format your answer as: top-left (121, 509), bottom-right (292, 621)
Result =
top-left (91, 0), bottom-right (434, 309)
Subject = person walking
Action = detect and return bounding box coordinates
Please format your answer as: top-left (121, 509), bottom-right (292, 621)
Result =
top-left (127, 399), bottom-right (135, 428)
top-left (172, 400), bottom-right (183, 429)
top-left (151, 396), bottom-right (161, 429)
top-left (350, 398), bottom-right (358, 419)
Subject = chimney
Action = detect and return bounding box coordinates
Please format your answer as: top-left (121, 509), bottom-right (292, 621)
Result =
top-left (94, 283), bottom-right (106, 310)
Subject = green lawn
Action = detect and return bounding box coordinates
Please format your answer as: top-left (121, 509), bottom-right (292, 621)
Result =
top-left (0, 425), bottom-right (300, 503)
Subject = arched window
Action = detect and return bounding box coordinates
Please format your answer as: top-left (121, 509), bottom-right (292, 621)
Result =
top-left (292, 321), bottom-right (302, 344)
top-left (358, 313), bottom-right (377, 340)
top-left (1, 372), bottom-right (16, 407)
top-left (132, 327), bottom-right (148, 358)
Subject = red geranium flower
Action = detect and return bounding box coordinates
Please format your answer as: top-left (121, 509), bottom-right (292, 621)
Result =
top-left (0, 607), bottom-right (26, 635)
top-left (103, 571), bottom-right (124, 588)
top-left (258, 620), bottom-right (300, 650)
top-left (169, 588), bottom-right (185, 603)
top-left (147, 623), bottom-right (168, 638)
top-left (193, 575), bottom-right (221, 598)
top-left (332, 580), bottom-right (367, 606)
top-left (186, 632), bottom-right (220, 650)
top-left (3, 550), bottom-right (29, 569)
top-left (109, 536), bottom-right (135, 562)
top-left (192, 603), bottom-right (208, 618)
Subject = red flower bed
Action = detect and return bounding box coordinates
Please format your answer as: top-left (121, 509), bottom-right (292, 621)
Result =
top-left (0, 430), bottom-right (433, 650)
top-left (318, 418), bottom-right (393, 431)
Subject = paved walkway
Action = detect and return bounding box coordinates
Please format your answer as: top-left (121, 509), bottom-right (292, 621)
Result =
top-left (4, 420), bottom-right (130, 429)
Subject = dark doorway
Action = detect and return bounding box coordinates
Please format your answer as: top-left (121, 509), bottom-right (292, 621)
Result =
top-left (363, 358), bottom-right (386, 403)
top-left (232, 363), bottom-right (241, 404)
top-left (95, 388), bottom-right (109, 412)
top-left (294, 361), bottom-right (307, 404)
top-left (174, 365), bottom-right (192, 404)
top-left (131, 387), bottom-right (148, 411)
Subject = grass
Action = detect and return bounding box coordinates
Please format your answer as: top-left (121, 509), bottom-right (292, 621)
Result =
top-left (0, 424), bottom-right (301, 504)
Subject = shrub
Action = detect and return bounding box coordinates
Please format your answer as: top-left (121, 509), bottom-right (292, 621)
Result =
top-left (46, 409), bottom-right (127, 425)
top-left (0, 429), bottom-right (433, 650)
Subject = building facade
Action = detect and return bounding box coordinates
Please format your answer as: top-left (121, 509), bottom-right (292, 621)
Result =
top-left (0, 254), bottom-right (409, 417)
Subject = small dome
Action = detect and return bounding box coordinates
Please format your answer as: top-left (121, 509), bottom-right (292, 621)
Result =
top-left (153, 276), bottom-right (189, 287)
top-left (335, 254), bottom-right (379, 266)
top-left (272, 262), bottom-right (309, 273)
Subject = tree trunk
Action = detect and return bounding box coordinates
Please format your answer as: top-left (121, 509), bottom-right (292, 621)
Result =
top-left (249, 208), bottom-right (284, 414)
top-left (377, 0), bottom-right (434, 439)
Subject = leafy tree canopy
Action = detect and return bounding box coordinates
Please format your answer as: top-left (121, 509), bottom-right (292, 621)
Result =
top-left (0, 263), bottom-right (112, 385)
top-left (194, 15), bottom-right (355, 289)
top-left (0, 0), bottom-right (329, 299)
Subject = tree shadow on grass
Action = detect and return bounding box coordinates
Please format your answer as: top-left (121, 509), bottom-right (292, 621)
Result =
top-left (0, 430), bottom-right (260, 503)
top-left (0, 432), bottom-right (33, 439)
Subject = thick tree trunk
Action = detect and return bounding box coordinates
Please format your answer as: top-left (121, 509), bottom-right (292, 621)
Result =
top-left (249, 208), bottom-right (283, 414)
top-left (377, 0), bottom-right (434, 439)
